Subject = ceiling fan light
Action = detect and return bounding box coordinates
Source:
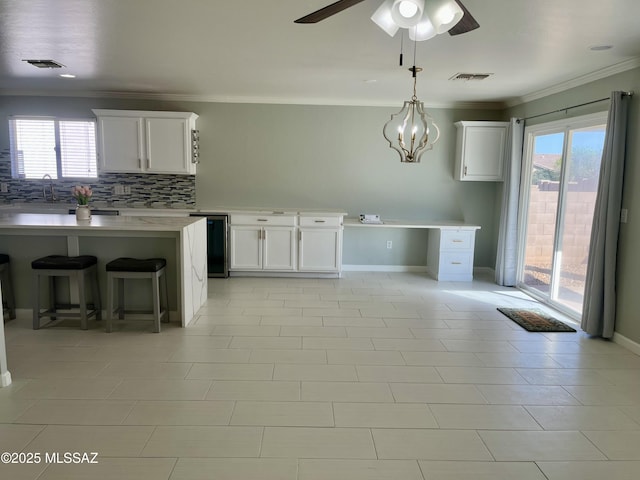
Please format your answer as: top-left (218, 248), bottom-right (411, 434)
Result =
top-left (408, 15), bottom-right (436, 41)
top-left (391, 0), bottom-right (425, 28)
top-left (371, 0), bottom-right (400, 37)
top-left (423, 0), bottom-right (463, 34)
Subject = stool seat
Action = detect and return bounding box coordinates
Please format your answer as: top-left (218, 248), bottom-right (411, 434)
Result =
top-left (32, 255), bottom-right (97, 270)
top-left (106, 258), bottom-right (166, 273)
top-left (0, 254), bottom-right (9, 264)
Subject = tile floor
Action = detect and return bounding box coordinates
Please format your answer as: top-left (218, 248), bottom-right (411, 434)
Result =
top-left (1, 271), bottom-right (640, 479)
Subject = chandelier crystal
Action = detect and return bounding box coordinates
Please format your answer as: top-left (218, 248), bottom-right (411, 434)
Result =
top-left (383, 66), bottom-right (440, 163)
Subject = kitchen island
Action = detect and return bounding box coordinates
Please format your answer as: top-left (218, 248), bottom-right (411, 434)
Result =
top-left (0, 213), bottom-right (207, 327)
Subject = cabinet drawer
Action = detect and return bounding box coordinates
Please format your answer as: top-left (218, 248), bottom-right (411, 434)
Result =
top-left (439, 252), bottom-right (473, 275)
top-left (230, 214), bottom-right (297, 226)
top-left (440, 230), bottom-right (474, 250)
top-left (299, 216), bottom-right (342, 227)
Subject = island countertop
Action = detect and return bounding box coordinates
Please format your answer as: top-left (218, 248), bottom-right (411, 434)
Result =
top-left (0, 213), bottom-right (208, 328)
top-left (0, 213), bottom-right (204, 231)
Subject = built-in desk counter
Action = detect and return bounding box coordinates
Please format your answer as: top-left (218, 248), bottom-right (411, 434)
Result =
top-left (344, 218), bottom-right (481, 281)
top-left (0, 213), bottom-right (207, 327)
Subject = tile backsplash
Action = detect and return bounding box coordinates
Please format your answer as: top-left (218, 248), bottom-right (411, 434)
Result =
top-left (0, 155), bottom-right (196, 207)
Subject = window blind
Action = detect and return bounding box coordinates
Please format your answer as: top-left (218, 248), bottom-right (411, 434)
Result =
top-left (9, 117), bottom-right (98, 179)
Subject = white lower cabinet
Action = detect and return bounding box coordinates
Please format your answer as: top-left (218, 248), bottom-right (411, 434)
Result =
top-left (263, 227), bottom-right (297, 271)
top-left (229, 226), bottom-right (262, 270)
top-left (229, 211), bottom-right (344, 276)
top-left (427, 228), bottom-right (477, 281)
top-left (229, 225), bottom-right (297, 271)
top-left (299, 228), bottom-right (342, 272)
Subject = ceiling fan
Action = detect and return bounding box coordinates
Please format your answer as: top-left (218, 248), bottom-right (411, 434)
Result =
top-left (294, 0), bottom-right (479, 37)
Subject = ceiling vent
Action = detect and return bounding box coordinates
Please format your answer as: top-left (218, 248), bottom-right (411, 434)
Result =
top-left (450, 73), bottom-right (492, 81)
top-left (23, 59), bottom-right (65, 68)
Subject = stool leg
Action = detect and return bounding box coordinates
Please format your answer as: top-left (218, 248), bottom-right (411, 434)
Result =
top-left (32, 271), bottom-right (41, 330)
top-left (106, 272), bottom-right (114, 333)
top-left (152, 272), bottom-right (161, 333)
top-left (49, 276), bottom-right (57, 319)
top-left (161, 268), bottom-right (169, 323)
top-left (91, 265), bottom-right (102, 321)
top-left (1, 264), bottom-right (16, 320)
top-left (117, 278), bottom-right (125, 319)
top-left (77, 271), bottom-right (88, 330)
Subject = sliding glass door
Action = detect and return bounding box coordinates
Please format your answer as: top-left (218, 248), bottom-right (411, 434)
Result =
top-left (518, 112), bottom-right (607, 318)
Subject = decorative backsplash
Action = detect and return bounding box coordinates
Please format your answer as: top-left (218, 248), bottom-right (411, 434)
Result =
top-left (0, 155), bottom-right (196, 207)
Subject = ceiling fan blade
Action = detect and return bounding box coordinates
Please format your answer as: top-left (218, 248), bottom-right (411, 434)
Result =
top-left (294, 0), bottom-right (368, 24)
top-left (448, 0), bottom-right (480, 35)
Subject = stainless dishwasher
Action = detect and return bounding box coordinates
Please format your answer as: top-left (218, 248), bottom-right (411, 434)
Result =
top-left (190, 213), bottom-right (228, 278)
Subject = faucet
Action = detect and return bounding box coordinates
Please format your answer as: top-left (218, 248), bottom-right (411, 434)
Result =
top-left (42, 174), bottom-right (57, 202)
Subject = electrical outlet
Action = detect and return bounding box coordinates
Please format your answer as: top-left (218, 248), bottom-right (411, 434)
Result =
top-left (620, 208), bottom-right (628, 223)
top-left (113, 185), bottom-right (124, 195)
top-left (123, 185), bottom-right (131, 195)
top-left (386, 240), bottom-right (392, 249)
top-left (0, 182), bottom-right (8, 193)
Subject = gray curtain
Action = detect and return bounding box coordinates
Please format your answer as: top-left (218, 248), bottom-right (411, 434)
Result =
top-left (495, 118), bottom-right (524, 286)
top-left (581, 91), bottom-right (631, 338)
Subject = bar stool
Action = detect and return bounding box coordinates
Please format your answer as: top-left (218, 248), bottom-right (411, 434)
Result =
top-left (105, 258), bottom-right (169, 333)
top-left (31, 255), bottom-right (101, 330)
top-left (0, 254), bottom-right (17, 320)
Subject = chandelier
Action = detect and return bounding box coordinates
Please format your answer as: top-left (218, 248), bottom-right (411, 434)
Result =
top-left (371, 0), bottom-right (464, 41)
top-left (383, 66), bottom-right (439, 163)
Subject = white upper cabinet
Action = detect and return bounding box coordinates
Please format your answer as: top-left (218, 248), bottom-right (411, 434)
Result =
top-left (454, 121), bottom-right (508, 181)
top-left (93, 109), bottom-right (199, 175)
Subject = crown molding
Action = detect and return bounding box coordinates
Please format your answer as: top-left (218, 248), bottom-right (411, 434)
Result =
top-left (0, 88), bottom-right (504, 110)
top-left (506, 57), bottom-right (640, 108)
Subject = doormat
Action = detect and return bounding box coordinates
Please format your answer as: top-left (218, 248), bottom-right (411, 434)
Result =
top-left (497, 308), bottom-right (577, 332)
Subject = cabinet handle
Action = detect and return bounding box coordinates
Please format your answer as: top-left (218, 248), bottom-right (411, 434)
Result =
top-left (299, 231), bottom-right (302, 241)
top-left (263, 229), bottom-right (267, 240)
top-left (257, 219), bottom-right (268, 222)
top-left (138, 158), bottom-right (142, 169)
top-left (463, 165), bottom-right (468, 176)
top-left (314, 220), bottom-right (326, 223)
top-left (258, 229), bottom-right (262, 240)
top-left (146, 158), bottom-right (150, 169)
top-left (452, 239), bottom-right (464, 243)
top-left (451, 262), bottom-right (462, 265)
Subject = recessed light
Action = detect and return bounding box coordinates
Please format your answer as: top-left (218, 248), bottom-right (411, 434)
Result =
top-left (364, 79), bottom-right (378, 84)
top-left (59, 73), bottom-right (76, 78)
top-left (590, 45), bottom-right (613, 51)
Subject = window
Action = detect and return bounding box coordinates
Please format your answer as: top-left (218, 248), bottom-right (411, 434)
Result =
top-left (9, 117), bottom-right (98, 179)
top-left (517, 112), bottom-right (607, 318)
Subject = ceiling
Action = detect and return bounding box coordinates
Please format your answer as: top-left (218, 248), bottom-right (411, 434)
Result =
top-left (1, 0), bottom-right (639, 108)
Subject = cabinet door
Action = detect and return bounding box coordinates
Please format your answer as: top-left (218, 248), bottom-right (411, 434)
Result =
top-left (299, 228), bottom-right (341, 272)
top-left (262, 227), bottom-right (296, 271)
top-left (455, 122), bottom-right (508, 181)
top-left (97, 116), bottom-right (143, 173)
top-left (229, 226), bottom-right (262, 270)
top-left (145, 117), bottom-right (191, 174)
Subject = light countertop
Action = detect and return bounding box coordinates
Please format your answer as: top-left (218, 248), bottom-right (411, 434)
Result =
top-left (343, 218), bottom-right (481, 229)
top-left (0, 213), bottom-right (205, 232)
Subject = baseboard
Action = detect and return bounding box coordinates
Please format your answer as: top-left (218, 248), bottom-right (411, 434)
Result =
top-left (613, 331), bottom-right (640, 356)
top-left (341, 265), bottom-right (427, 273)
top-left (229, 271), bottom-right (341, 278)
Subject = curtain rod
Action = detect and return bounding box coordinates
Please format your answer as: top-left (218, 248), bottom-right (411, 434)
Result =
top-left (522, 91), bottom-right (634, 122)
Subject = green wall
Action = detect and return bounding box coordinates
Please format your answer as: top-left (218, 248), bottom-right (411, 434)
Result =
top-left (508, 67), bottom-right (640, 345)
top-left (0, 96), bottom-right (503, 268)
